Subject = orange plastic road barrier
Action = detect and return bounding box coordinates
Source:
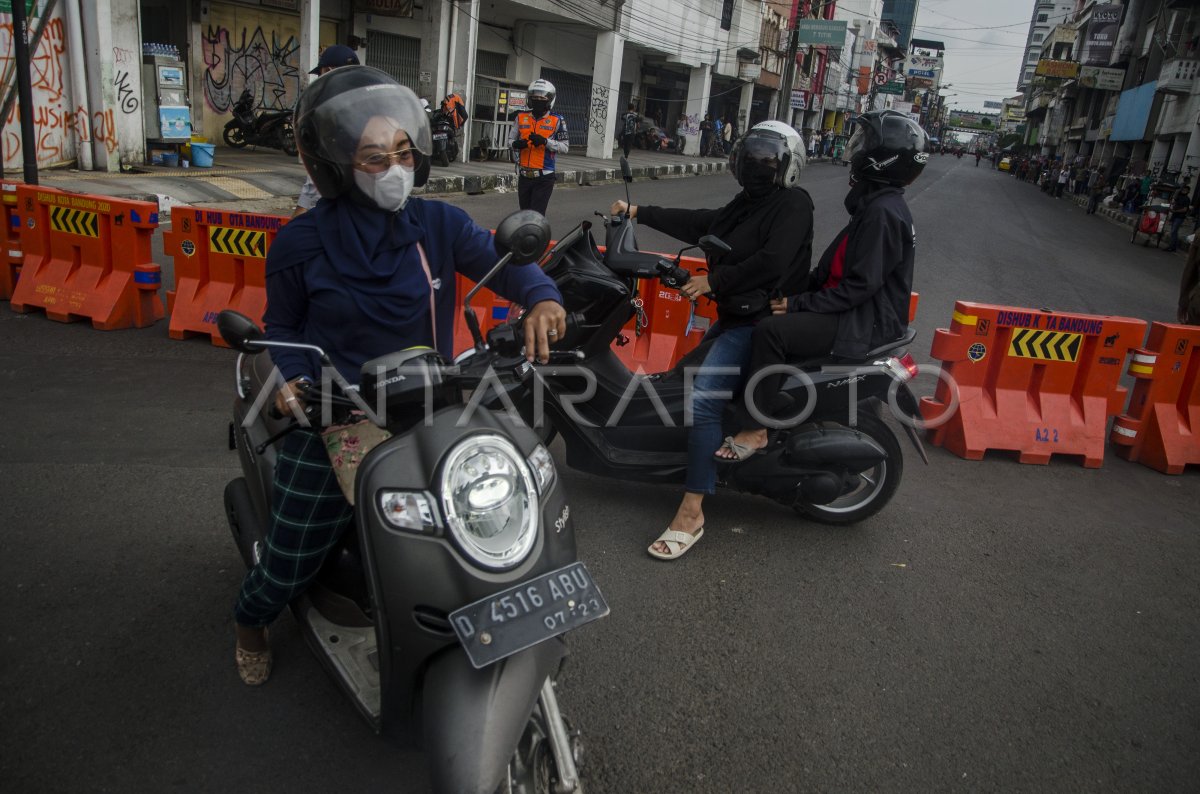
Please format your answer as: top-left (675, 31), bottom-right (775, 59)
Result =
top-left (0, 182), bottom-right (21, 300)
top-left (452, 272), bottom-right (514, 354)
top-left (613, 253), bottom-right (717, 372)
top-left (909, 291), bottom-right (920, 324)
top-left (164, 208), bottom-right (288, 346)
top-left (1110, 322), bottom-right (1200, 474)
top-left (9, 185), bottom-right (162, 329)
top-left (921, 301), bottom-right (1146, 467)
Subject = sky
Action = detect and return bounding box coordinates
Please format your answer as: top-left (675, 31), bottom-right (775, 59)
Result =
top-left (911, 0), bottom-right (1042, 113)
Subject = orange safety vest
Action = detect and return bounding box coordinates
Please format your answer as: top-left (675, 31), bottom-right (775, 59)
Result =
top-left (516, 112), bottom-right (561, 171)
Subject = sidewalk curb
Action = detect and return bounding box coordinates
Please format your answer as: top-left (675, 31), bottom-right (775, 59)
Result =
top-left (415, 159), bottom-right (729, 198)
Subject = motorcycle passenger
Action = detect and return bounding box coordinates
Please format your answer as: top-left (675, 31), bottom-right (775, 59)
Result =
top-left (609, 120), bottom-right (814, 560)
top-left (510, 79), bottom-right (569, 216)
top-left (294, 45), bottom-right (361, 216)
top-left (233, 66), bottom-right (566, 685)
top-left (716, 109), bottom-right (928, 461)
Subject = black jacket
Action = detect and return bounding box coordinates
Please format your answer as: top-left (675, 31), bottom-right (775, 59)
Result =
top-left (637, 187), bottom-right (814, 327)
top-left (792, 185), bottom-right (914, 359)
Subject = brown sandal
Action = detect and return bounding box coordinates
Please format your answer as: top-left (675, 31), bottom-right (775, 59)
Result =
top-left (235, 631), bottom-right (272, 686)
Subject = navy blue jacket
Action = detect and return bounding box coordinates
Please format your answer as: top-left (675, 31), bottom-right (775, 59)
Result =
top-left (264, 197), bottom-right (562, 381)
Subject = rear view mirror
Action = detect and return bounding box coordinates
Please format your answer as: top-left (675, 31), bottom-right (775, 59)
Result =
top-left (620, 156), bottom-right (633, 183)
top-left (217, 310), bottom-right (266, 353)
top-left (495, 210), bottom-right (551, 265)
top-left (698, 235), bottom-right (732, 255)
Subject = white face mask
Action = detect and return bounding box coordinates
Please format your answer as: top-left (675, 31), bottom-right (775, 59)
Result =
top-left (353, 164), bottom-right (415, 212)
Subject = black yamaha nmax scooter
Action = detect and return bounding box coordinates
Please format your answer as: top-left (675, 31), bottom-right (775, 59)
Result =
top-left (486, 159), bottom-right (928, 525)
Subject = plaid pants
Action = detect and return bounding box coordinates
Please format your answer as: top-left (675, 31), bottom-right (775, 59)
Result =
top-left (234, 430), bottom-right (355, 627)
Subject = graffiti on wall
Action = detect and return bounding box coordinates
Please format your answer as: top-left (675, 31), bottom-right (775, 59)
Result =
top-left (201, 24), bottom-right (302, 114)
top-left (0, 15), bottom-right (71, 169)
top-left (589, 85), bottom-right (609, 137)
top-left (114, 70), bottom-right (140, 115)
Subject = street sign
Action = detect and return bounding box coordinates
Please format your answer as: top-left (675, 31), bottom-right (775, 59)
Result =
top-left (0, 0), bottom-right (35, 12)
top-left (796, 19), bottom-right (848, 46)
top-left (877, 80), bottom-right (905, 95)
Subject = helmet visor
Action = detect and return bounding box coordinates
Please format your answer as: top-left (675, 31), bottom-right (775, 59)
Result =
top-left (738, 135), bottom-right (784, 182)
top-left (297, 83), bottom-right (432, 168)
top-left (845, 123), bottom-right (871, 164)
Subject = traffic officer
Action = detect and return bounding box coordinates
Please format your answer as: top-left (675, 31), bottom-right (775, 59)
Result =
top-left (510, 79), bottom-right (569, 216)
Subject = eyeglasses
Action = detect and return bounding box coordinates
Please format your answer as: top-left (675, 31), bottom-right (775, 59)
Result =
top-left (356, 148), bottom-right (416, 172)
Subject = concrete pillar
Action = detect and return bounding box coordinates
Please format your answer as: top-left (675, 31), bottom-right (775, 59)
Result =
top-left (460, 0), bottom-right (479, 163)
top-left (682, 64), bottom-right (710, 156)
top-left (1180, 127), bottom-right (1200, 180)
top-left (300, 0), bottom-right (321, 91)
top-left (64, 0), bottom-right (94, 170)
top-left (737, 81), bottom-right (753, 138)
top-left (586, 31), bottom-right (625, 160)
top-left (83, 0), bottom-right (145, 171)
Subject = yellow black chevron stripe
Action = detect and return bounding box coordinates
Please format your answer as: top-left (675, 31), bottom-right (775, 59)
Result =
top-left (208, 226), bottom-right (266, 258)
top-left (1007, 329), bottom-right (1082, 362)
top-left (50, 206), bottom-right (99, 237)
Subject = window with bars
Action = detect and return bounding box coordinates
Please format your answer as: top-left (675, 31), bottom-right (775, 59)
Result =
top-left (476, 50), bottom-right (509, 80)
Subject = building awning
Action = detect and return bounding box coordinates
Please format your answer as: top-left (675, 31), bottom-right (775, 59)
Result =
top-left (1111, 81), bottom-right (1156, 141)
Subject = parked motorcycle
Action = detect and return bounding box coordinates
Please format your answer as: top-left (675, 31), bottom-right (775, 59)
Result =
top-left (223, 88), bottom-right (298, 156)
top-left (430, 108), bottom-right (460, 166)
top-left (487, 159), bottom-right (927, 524)
top-left (219, 211), bottom-right (604, 794)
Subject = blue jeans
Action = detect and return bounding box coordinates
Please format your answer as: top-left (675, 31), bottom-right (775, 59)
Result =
top-left (686, 324), bottom-right (755, 494)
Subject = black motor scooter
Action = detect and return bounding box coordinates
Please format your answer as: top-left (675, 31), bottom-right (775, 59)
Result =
top-left (488, 159), bottom-right (928, 524)
top-left (220, 212), bottom-right (605, 794)
top-left (430, 108), bottom-right (460, 166)
top-left (223, 88), bottom-right (298, 156)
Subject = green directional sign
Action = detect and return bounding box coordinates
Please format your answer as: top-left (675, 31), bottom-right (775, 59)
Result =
top-left (877, 81), bottom-right (905, 95)
top-left (796, 19), bottom-right (848, 46)
top-left (0, 1), bottom-right (37, 14)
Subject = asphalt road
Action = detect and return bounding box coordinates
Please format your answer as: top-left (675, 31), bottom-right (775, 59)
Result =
top-left (2, 156), bottom-right (1198, 793)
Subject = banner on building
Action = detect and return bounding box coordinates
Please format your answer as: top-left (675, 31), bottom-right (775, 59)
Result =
top-left (354, 0), bottom-right (414, 16)
top-left (1083, 4), bottom-right (1122, 66)
top-left (983, 100), bottom-right (1003, 109)
top-left (891, 100), bottom-right (913, 115)
top-left (1111, 81), bottom-right (1156, 141)
top-left (796, 19), bottom-right (848, 46)
top-left (908, 68), bottom-right (936, 78)
top-left (1035, 59), bottom-right (1081, 79)
top-left (908, 77), bottom-right (934, 90)
top-left (1078, 65), bottom-right (1124, 91)
top-left (791, 89), bottom-right (807, 110)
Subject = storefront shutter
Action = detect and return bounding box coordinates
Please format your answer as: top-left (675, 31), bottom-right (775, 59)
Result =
top-left (367, 31), bottom-right (421, 94)
top-left (538, 67), bottom-right (591, 147)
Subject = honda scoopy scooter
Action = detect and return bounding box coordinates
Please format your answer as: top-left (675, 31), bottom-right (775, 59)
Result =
top-left (485, 159), bottom-right (928, 524)
top-left (220, 212), bottom-right (605, 794)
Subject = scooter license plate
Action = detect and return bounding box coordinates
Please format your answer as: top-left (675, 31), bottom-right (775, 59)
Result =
top-left (433, 132), bottom-right (448, 140)
top-left (450, 562), bottom-right (609, 669)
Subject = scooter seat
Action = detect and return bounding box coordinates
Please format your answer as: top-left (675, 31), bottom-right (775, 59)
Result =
top-left (786, 327), bottom-right (916, 369)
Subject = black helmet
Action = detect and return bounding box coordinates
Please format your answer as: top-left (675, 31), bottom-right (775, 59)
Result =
top-left (846, 109), bottom-right (930, 186)
top-left (294, 65), bottom-right (432, 199)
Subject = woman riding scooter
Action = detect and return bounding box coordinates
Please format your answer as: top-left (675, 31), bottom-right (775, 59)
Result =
top-left (716, 109), bottom-right (929, 460)
top-left (231, 66), bottom-right (566, 685)
top-left (609, 120), bottom-right (814, 560)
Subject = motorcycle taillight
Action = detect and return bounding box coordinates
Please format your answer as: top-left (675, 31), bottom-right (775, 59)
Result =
top-left (884, 353), bottom-right (919, 382)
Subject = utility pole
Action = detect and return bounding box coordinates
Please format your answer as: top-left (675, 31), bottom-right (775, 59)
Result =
top-left (10, 0), bottom-right (39, 185)
top-left (776, 0), bottom-right (803, 124)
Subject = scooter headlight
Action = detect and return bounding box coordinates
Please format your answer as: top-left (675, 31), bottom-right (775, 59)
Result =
top-left (441, 434), bottom-right (539, 570)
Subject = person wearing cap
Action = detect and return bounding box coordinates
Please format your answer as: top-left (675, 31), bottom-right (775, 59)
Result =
top-left (293, 45), bottom-right (361, 216)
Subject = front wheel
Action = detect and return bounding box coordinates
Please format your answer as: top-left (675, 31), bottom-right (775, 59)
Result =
top-left (223, 125), bottom-right (248, 148)
top-left (793, 412), bottom-right (903, 525)
top-left (434, 145), bottom-right (450, 167)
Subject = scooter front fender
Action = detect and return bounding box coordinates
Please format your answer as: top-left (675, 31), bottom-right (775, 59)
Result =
top-left (422, 639), bottom-right (567, 794)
